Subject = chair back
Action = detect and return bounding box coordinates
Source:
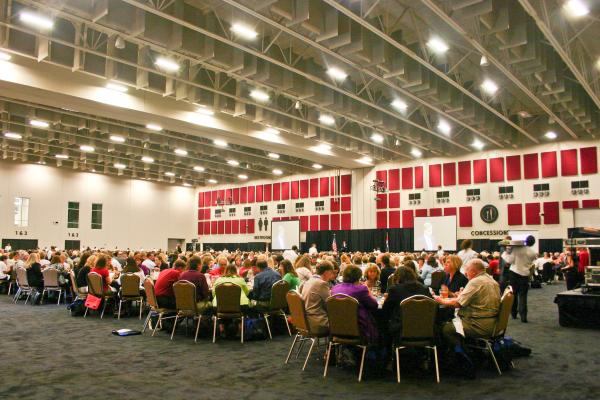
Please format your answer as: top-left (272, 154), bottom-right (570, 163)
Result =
top-left (16, 267), bottom-right (29, 289)
top-left (269, 280), bottom-right (290, 310)
top-left (215, 282), bottom-right (242, 314)
top-left (400, 295), bottom-right (437, 343)
top-left (286, 290), bottom-right (309, 333)
top-left (144, 278), bottom-right (159, 309)
top-left (326, 294), bottom-right (360, 338)
top-left (493, 286), bottom-right (514, 337)
top-left (430, 270), bottom-right (445, 291)
top-left (42, 268), bottom-right (60, 289)
top-left (121, 273), bottom-right (141, 297)
top-left (173, 280), bottom-right (198, 315)
top-left (87, 272), bottom-right (104, 297)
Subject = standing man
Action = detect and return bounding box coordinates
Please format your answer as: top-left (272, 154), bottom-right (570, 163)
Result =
top-left (308, 243), bottom-right (318, 256)
top-left (502, 235), bottom-right (537, 323)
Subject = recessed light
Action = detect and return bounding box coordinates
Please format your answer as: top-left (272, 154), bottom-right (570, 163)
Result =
top-left (30, 120), bottom-right (49, 128)
top-left (0, 52), bottom-right (11, 61)
top-left (250, 89), bottom-right (269, 102)
top-left (174, 148), bottom-right (188, 156)
top-left (230, 22), bottom-right (258, 40)
top-left (155, 57), bottom-right (179, 72)
top-left (326, 66), bottom-right (348, 80)
top-left (227, 160), bottom-right (240, 166)
top-left (105, 82), bottom-right (128, 92)
top-left (437, 119), bottom-right (451, 135)
top-left (165, 171), bottom-right (176, 177)
top-left (55, 154), bottom-right (69, 159)
top-left (312, 163), bottom-right (322, 169)
top-left (518, 111), bottom-right (532, 118)
top-left (545, 131), bottom-right (558, 140)
top-left (114, 163), bottom-right (126, 169)
top-left (214, 139), bottom-right (228, 147)
top-left (272, 169), bottom-right (283, 175)
top-left (371, 133), bottom-right (384, 144)
top-left (310, 143), bottom-right (333, 155)
top-left (427, 37), bottom-right (449, 54)
top-left (141, 156), bottom-right (154, 163)
top-left (564, 0), bottom-right (590, 17)
top-left (411, 148), bottom-right (423, 158)
top-left (110, 135), bottom-right (125, 143)
top-left (480, 55), bottom-right (489, 66)
top-left (146, 123), bottom-right (162, 131)
top-left (183, 182), bottom-right (192, 187)
top-left (357, 156), bottom-right (373, 165)
top-left (238, 174), bottom-right (248, 180)
top-left (319, 114), bottom-right (335, 125)
top-left (19, 10), bottom-right (54, 30)
top-left (481, 79), bottom-right (499, 95)
top-left (4, 132), bottom-right (22, 140)
top-left (193, 166), bottom-right (205, 172)
top-left (472, 139), bottom-right (485, 150)
top-left (80, 145), bottom-right (95, 152)
top-left (208, 178), bottom-right (218, 184)
top-left (391, 99), bottom-right (408, 112)
top-left (268, 152), bottom-right (280, 159)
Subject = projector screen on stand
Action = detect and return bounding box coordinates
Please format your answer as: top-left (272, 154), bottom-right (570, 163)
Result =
top-left (271, 220), bottom-right (300, 250)
top-left (414, 216), bottom-right (457, 251)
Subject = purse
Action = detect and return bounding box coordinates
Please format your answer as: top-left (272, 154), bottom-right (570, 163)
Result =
top-left (84, 294), bottom-right (102, 310)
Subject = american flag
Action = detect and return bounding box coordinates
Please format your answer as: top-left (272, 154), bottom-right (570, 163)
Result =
top-left (332, 234), bottom-right (338, 252)
top-left (385, 231), bottom-right (389, 252)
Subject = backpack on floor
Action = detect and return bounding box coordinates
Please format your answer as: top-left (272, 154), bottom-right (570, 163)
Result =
top-left (67, 298), bottom-right (85, 316)
top-left (243, 317), bottom-right (267, 341)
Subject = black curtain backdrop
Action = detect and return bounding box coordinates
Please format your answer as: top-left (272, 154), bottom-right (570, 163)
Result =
top-left (203, 242), bottom-right (268, 252)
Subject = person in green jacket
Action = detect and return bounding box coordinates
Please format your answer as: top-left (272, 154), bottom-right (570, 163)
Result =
top-left (279, 259), bottom-right (300, 291)
top-left (212, 264), bottom-right (250, 307)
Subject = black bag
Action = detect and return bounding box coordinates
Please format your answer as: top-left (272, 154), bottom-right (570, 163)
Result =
top-left (243, 317), bottom-right (267, 341)
top-left (67, 299), bottom-right (85, 316)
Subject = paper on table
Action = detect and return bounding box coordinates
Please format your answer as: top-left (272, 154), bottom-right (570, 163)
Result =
top-left (452, 316), bottom-right (465, 337)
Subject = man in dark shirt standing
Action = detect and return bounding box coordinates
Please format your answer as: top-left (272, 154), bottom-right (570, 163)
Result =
top-left (248, 259), bottom-right (281, 307)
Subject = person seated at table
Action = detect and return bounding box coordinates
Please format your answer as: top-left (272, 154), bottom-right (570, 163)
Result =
top-left (279, 259), bottom-right (300, 291)
top-left (383, 266), bottom-right (432, 342)
top-left (363, 263), bottom-right (381, 295)
top-left (212, 264), bottom-right (249, 308)
top-left (294, 255), bottom-right (314, 282)
top-left (179, 255), bottom-right (211, 312)
top-left (442, 254), bottom-right (468, 297)
top-left (154, 259), bottom-right (186, 309)
top-left (90, 254), bottom-right (118, 294)
top-left (25, 252), bottom-right (44, 303)
top-left (300, 261), bottom-right (335, 335)
top-left (420, 255), bottom-right (444, 287)
top-left (46, 254), bottom-right (69, 287)
top-left (248, 259), bottom-right (281, 307)
top-left (75, 253), bottom-right (94, 293)
top-left (121, 256), bottom-right (146, 284)
top-left (433, 259), bottom-right (501, 378)
top-left (210, 256), bottom-right (228, 277)
top-left (238, 258), bottom-right (256, 279)
top-left (379, 255), bottom-right (396, 294)
top-left (331, 264), bottom-right (379, 344)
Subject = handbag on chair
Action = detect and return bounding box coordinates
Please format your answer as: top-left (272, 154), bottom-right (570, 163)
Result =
top-left (84, 294), bottom-right (102, 310)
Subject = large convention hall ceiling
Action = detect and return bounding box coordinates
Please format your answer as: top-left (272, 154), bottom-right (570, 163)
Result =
top-left (0, 0), bottom-right (599, 186)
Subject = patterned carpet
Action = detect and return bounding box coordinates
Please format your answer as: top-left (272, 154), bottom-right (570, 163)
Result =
top-left (1, 281), bottom-right (599, 400)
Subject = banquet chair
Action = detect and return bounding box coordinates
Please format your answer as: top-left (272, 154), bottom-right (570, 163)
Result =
top-left (69, 271), bottom-right (87, 301)
top-left (324, 294), bottom-right (368, 382)
top-left (172, 280), bottom-right (203, 342)
top-left (257, 280), bottom-right (291, 339)
top-left (41, 268), bottom-right (64, 305)
top-left (118, 273), bottom-right (143, 320)
top-left (466, 286), bottom-right (515, 376)
top-left (395, 295), bottom-right (439, 383)
top-left (14, 267), bottom-right (33, 304)
top-left (6, 269), bottom-right (17, 296)
top-left (84, 272), bottom-right (114, 319)
top-left (142, 278), bottom-right (176, 336)
top-left (429, 271), bottom-right (445, 293)
top-left (285, 290), bottom-right (329, 371)
top-left (212, 283), bottom-right (244, 344)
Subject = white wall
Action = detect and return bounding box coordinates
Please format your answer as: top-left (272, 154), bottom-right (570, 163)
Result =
top-left (0, 161), bottom-right (196, 250)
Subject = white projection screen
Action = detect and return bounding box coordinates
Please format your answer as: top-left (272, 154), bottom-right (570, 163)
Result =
top-left (414, 216), bottom-right (457, 251)
top-left (271, 220), bottom-right (300, 250)
top-left (508, 230), bottom-right (539, 254)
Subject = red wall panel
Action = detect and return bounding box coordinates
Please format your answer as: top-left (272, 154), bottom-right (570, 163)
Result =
top-left (263, 184), bottom-right (272, 202)
top-left (429, 164), bottom-right (442, 187)
top-left (272, 183), bottom-right (280, 201)
top-left (473, 159), bottom-right (487, 183)
top-left (291, 181), bottom-right (299, 199)
top-left (541, 151), bottom-right (558, 178)
top-left (210, 191), bottom-right (217, 206)
top-left (459, 206), bottom-right (472, 227)
top-left (523, 153), bottom-right (539, 179)
top-left (489, 157), bottom-right (505, 182)
top-left (217, 190), bottom-right (225, 204)
top-left (388, 169), bottom-right (400, 190)
top-left (300, 216), bottom-right (309, 232)
top-left (376, 193), bottom-right (387, 209)
top-left (232, 188), bottom-right (240, 203)
top-left (309, 215), bottom-right (319, 231)
top-left (388, 192), bottom-right (400, 209)
top-left (341, 174), bottom-right (352, 195)
top-left (560, 149), bottom-right (578, 176)
top-left (309, 178), bottom-right (319, 198)
top-left (204, 192), bottom-right (211, 207)
top-left (319, 177), bottom-right (329, 197)
top-left (415, 166), bottom-right (424, 189)
top-left (402, 210), bottom-right (414, 228)
top-left (247, 219), bottom-right (255, 234)
top-left (198, 192), bottom-right (204, 207)
top-left (341, 213), bottom-right (351, 230)
top-left (319, 214), bottom-right (329, 231)
top-left (330, 198), bottom-right (340, 212)
top-left (525, 203), bottom-right (541, 225)
top-left (582, 199), bottom-right (600, 208)
top-left (580, 147), bottom-right (598, 174)
top-left (429, 208), bottom-right (442, 217)
top-left (239, 219), bottom-right (246, 234)
top-left (197, 209), bottom-right (204, 221)
top-left (247, 186), bottom-right (255, 203)
top-left (330, 214), bottom-right (340, 230)
top-left (225, 189), bottom-right (232, 202)
top-left (255, 185), bottom-right (263, 202)
top-left (218, 220), bottom-right (225, 235)
top-left (197, 222), bottom-right (203, 235)
top-left (281, 182), bottom-right (290, 200)
top-left (203, 221), bottom-right (210, 235)
top-left (341, 196), bottom-right (351, 211)
top-left (210, 221), bottom-right (218, 234)
top-left (377, 211), bottom-right (388, 229)
top-left (562, 200), bottom-right (579, 209)
top-left (232, 219), bottom-right (239, 234)
top-left (225, 220), bottom-right (231, 234)
top-left (443, 163), bottom-right (456, 186)
top-left (402, 167), bottom-right (413, 190)
top-left (507, 204), bottom-right (523, 226)
top-left (415, 209), bottom-right (428, 217)
top-left (330, 176), bottom-right (336, 196)
top-left (300, 179), bottom-right (309, 198)
top-left (444, 207), bottom-right (457, 216)
top-left (543, 202), bottom-right (560, 224)
top-left (240, 187), bottom-right (247, 203)
top-left (458, 161), bottom-right (471, 185)
top-left (506, 155), bottom-right (521, 181)
top-left (389, 210), bottom-right (401, 228)
top-left (376, 170), bottom-right (388, 188)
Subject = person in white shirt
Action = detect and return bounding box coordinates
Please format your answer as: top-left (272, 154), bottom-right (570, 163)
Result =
top-left (458, 239), bottom-right (477, 273)
top-left (502, 236), bottom-right (537, 323)
top-left (0, 255), bottom-right (9, 281)
top-left (4, 244), bottom-right (11, 252)
top-left (282, 245), bottom-right (299, 265)
top-left (39, 251), bottom-right (51, 267)
top-left (308, 243), bottom-right (318, 256)
top-left (436, 245), bottom-right (444, 259)
top-left (141, 252), bottom-right (156, 270)
top-left (293, 254), bottom-right (313, 282)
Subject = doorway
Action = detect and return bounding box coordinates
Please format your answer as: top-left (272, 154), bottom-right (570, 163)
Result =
top-left (167, 238), bottom-right (185, 252)
top-left (2, 239), bottom-right (39, 250)
top-left (64, 240), bottom-right (81, 251)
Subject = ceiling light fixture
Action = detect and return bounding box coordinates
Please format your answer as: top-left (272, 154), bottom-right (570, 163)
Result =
top-left (268, 152), bottom-right (280, 159)
top-left (55, 154), bottom-right (69, 159)
top-left (310, 143), bottom-right (333, 155)
top-left (114, 35), bottom-right (126, 49)
top-left (208, 178), bottom-right (218, 184)
top-left (312, 163), bottom-right (322, 169)
top-left (183, 182), bottom-right (192, 187)
top-left (19, 10), bottom-right (54, 30)
top-left (114, 163), bottom-right (126, 169)
top-left (227, 160), bottom-right (240, 166)
top-left (357, 156), bottom-right (373, 165)
top-left (472, 139), bottom-right (485, 150)
top-left (146, 123), bottom-right (162, 131)
top-left (30, 119), bottom-right (49, 128)
top-left (250, 89), bottom-right (269, 102)
top-left (141, 156), bottom-right (154, 163)
top-left (480, 55), bottom-right (489, 66)
top-left (391, 99), bottom-right (408, 112)
top-left (481, 79), bottom-right (499, 95)
top-left (272, 169), bottom-right (283, 175)
top-left (110, 135), bottom-right (125, 143)
top-left (4, 132), bottom-right (22, 140)
top-left (174, 148), bottom-right (188, 156)
top-left (264, 127), bottom-right (280, 135)
top-left (80, 145), bottom-right (95, 152)
top-left (564, 0), bottom-right (590, 17)
top-left (214, 139), bottom-right (228, 147)
top-left (427, 37), bottom-right (449, 54)
top-left (155, 57), bottom-right (179, 72)
top-left (196, 106), bottom-right (214, 116)
top-left (165, 171), bottom-right (175, 177)
top-left (545, 131), bottom-right (558, 140)
top-left (437, 119), bottom-right (451, 135)
top-left (105, 82), bottom-right (128, 92)
top-left (0, 51), bottom-right (11, 61)
top-left (193, 166), bottom-right (205, 172)
top-left (230, 22), bottom-right (258, 40)
top-left (371, 132), bottom-right (384, 144)
top-left (238, 174), bottom-right (248, 180)
top-left (319, 114), bottom-right (335, 125)
top-left (326, 66), bottom-right (348, 80)
top-left (411, 148), bottom-right (423, 158)
top-left (518, 111), bottom-right (532, 118)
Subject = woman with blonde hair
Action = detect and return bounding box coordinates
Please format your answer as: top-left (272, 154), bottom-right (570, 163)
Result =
top-left (441, 254), bottom-right (468, 297)
top-left (25, 252), bottom-right (44, 295)
top-left (76, 253), bottom-right (96, 293)
top-left (363, 263), bottom-right (381, 295)
top-left (294, 254), bottom-right (313, 282)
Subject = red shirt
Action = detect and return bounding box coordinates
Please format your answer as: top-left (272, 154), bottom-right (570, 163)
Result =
top-left (488, 260), bottom-right (500, 276)
top-left (91, 267), bottom-right (110, 292)
top-left (578, 251), bottom-right (590, 274)
top-left (155, 268), bottom-right (181, 297)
